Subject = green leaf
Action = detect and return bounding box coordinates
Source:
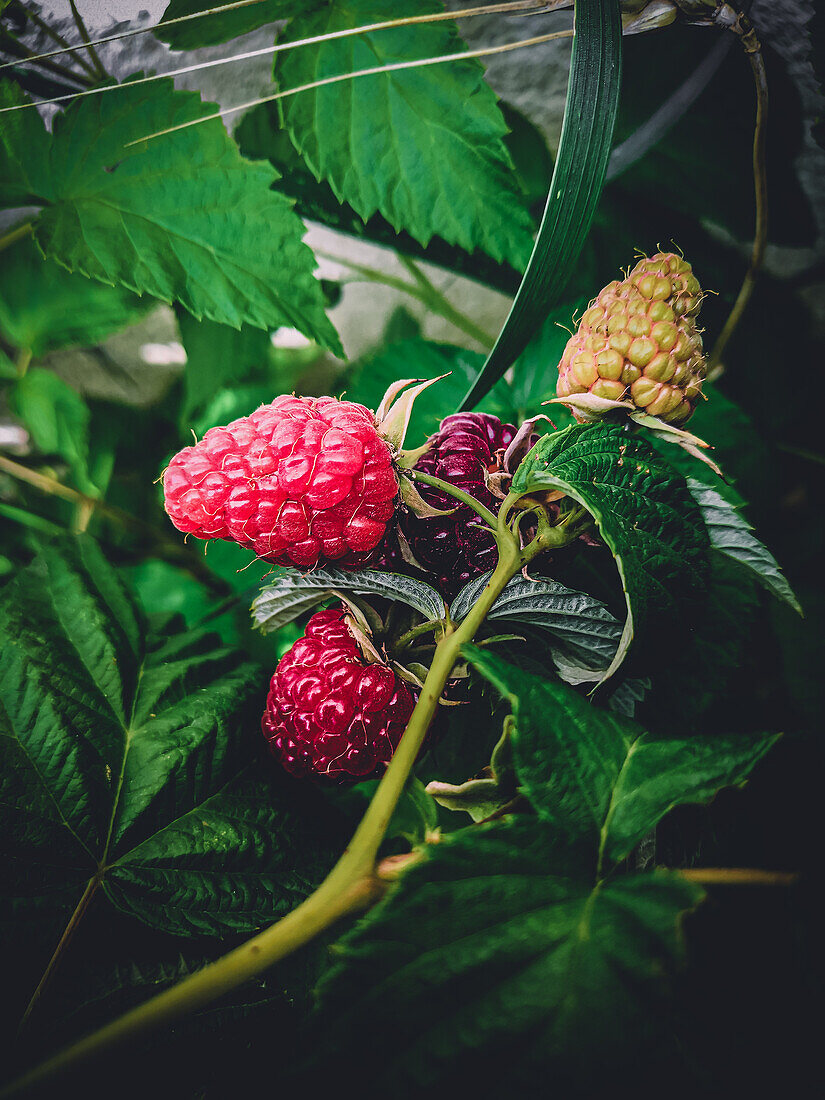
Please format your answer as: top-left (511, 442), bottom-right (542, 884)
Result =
top-left (0, 345), bottom-right (16, 379)
top-left (465, 646), bottom-right (779, 865)
top-left (104, 770), bottom-right (334, 936)
top-left (0, 237), bottom-right (147, 356)
top-left (459, 0), bottom-right (622, 410)
top-left (343, 327), bottom-right (578, 449)
top-left (10, 369), bottom-right (92, 491)
top-left (0, 83), bottom-right (50, 207)
top-left (155, 0), bottom-right (298, 50)
top-left (13, 77), bottom-right (340, 349)
top-left (344, 340), bottom-right (487, 446)
top-left (235, 99), bottom-right (524, 296)
top-left (329, 775), bottom-right (438, 845)
top-left (451, 572), bottom-right (622, 684)
top-left (252, 568), bottom-right (446, 633)
top-left (0, 536), bottom-right (335, 944)
top-left (314, 821), bottom-right (703, 1090)
top-left (513, 423), bottom-right (709, 681)
top-left (276, 0), bottom-right (534, 264)
top-left (686, 477), bottom-right (801, 614)
top-left (176, 311), bottom-right (275, 425)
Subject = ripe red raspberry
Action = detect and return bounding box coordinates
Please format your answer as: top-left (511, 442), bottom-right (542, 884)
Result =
top-left (162, 396), bottom-right (399, 569)
top-left (398, 413), bottom-right (519, 598)
top-left (262, 608), bottom-right (417, 780)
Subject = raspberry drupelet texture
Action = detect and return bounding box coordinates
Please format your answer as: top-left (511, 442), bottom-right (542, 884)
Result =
top-left (399, 413), bottom-right (518, 598)
top-left (162, 396), bottom-right (399, 569)
top-left (557, 252), bottom-right (706, 425)
top-left (262, 608), bottom-right (417, 781)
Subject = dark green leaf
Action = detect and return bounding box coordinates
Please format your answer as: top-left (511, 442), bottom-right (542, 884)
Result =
top-left (13, 78), bottom-right (340, 349)
top-left (10, 368), bottom-right (92, 491)
top-left (176, 311), bottom-right (274, 425)
top-left (451, 572), bottom-right (622, 684)
top-left (513, 423), bottom-right (709, 680)
top-left (459, 0), bottom-right (622, 409)
top-left (686, 477), bottom-right (801, 614)
top-left (105, 770), bottom-right (333, 936)
top-left (276, 0), bottom-right (534, 264)
top-left (0, 536), bottom-right (335, 943)
top-left (465, 646), bottom-right (779, 865)
top-left (314, 821), bottom-right (703, 1090)
top-left (252, 568), bottom-right (446, 632)
top-left (155, 0), bottom-right (297, 50)
top-left (0, 238), bottom-right (148, 356)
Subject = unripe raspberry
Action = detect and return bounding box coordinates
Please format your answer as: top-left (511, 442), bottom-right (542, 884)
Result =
top-left (262, 607), bottom-right (417, 781)
top-left (162, 396), bottom-right (398, 569)
top-left (397, 413), bottom-right (520, 598)
top-left (557, 252), bottom-right (706, 425)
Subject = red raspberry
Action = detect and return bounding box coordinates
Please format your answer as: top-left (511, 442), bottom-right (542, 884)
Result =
top-left (162, 396), bottom-right (399, 569)
top-left (397, 413), bottom-right (520, 598)
top-left (262, 608), bottom-right (417, 781)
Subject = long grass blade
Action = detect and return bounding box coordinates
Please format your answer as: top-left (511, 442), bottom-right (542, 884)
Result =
top-left (458, 0), bottom-right (622, 411)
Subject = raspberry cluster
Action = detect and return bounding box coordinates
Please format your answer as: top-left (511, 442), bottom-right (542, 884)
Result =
top-left (163, 396), bottom-right (398, 569)
top-left (262, 608), bottom-right (416, 780)
top-left (557, 252), bottom-right (706, 425)
top-left (398, 413), bottom-right (518, 598)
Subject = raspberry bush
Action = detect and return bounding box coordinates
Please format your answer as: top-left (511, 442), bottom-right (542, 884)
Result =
top-left (0, 2), bottom-right (819, 1098)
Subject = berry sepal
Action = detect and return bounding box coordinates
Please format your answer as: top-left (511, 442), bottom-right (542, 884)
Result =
top-left (546, 396), bottom-right (724, 479)
top-left (375, 374), bottom-right (450, 452)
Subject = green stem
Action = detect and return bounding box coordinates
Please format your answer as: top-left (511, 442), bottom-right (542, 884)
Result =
top-left (17, 874), bottom-right (102, 1034)
top-left (24, 7), bottom-right (97, 78)
top-left (6, 521), bottom-right (563, 1096)
top-left (0, 30), bottom-right (92, 86)
top-left (409, 469), bottom-right (499, 529)
top-left (68, 0), bottom-right (106, 79)
top-left (0, 454), bottom-right (226, 596)
top-left (0, 221), bottom-right (34, 254)
top-left (392, 618), bottom-right (444, 653)
top-left (15, 348), bottom-right (32, 378)
top-left (398, 255), bottom-right (496, 348)
top-left (678, 867), bottom-right (798, 888)
top-left (316, 249), bottom-right (494, 349)
top-left (709, 30), bottom-right (767, 371)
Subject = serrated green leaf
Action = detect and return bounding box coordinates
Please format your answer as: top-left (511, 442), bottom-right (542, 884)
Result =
top-left (12, 77), bottom-right (339, 349)
top-left (276, 0), bottom-right (535, 264)
top-left (0, 237), bottom-right (148, 356)
top-left (686, 477), bottom-right (801, 614)
top-left (10, 369), bottom-right (92, 492)
top-left (0, 536), bottom-right (336, 952)
top-left (252, 568), bottom-right (445, 633)
top-left (451, 571), bottom-right (622, 683)
top-left (465, 646), bottom-right (779, 865)
top-left (0, 83), bottom-right (50, 207)
top-left (155, 0), bottom-right (298, 50)
top-left (513, 423), bottom-right (709, 681)
top-left (105, 770), bottom-right (334, 936)
top-left (459, 0), bottom-right (622, 409)
top-left (314, 821), bottom-right (703, 1090)
top-left (235, 99), bottom-right (524, 295)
